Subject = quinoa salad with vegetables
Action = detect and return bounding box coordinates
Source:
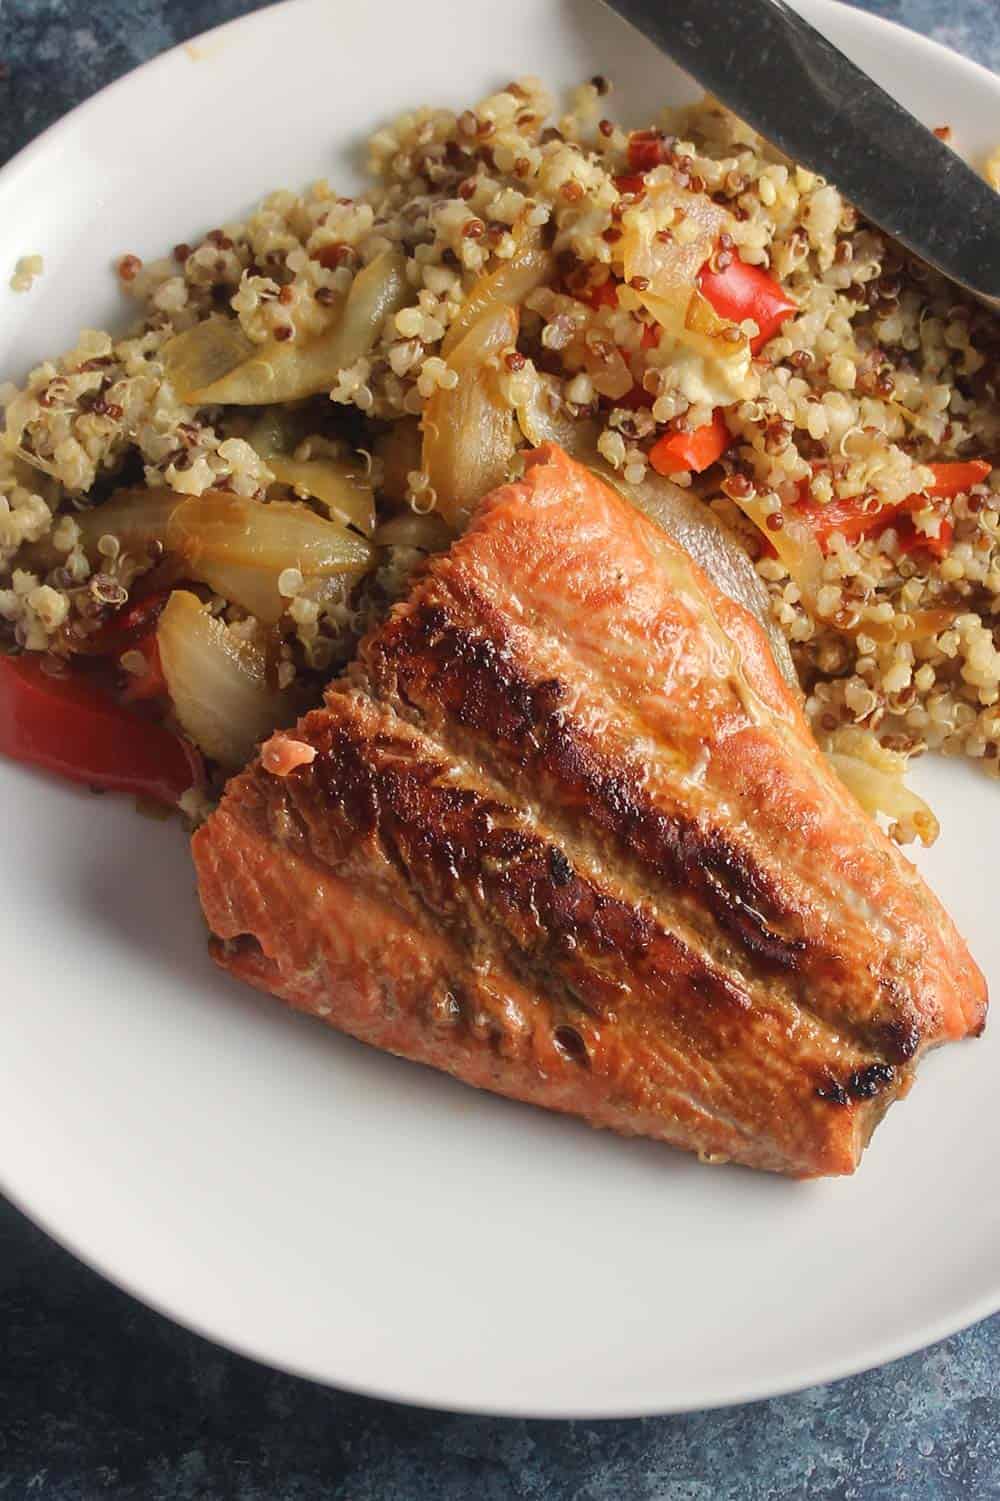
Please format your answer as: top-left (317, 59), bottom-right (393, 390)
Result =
top-left (2, 76), bottom-right (999, 840)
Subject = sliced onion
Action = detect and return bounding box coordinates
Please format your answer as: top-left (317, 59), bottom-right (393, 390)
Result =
top-left (157, 589), bottom-right (292, 768)
top-left (823, 726), bottom-right (938, 845)
top-left (595, 461), bottom-right (799, 692)
top-left (623, 178), bottom-right (730, 299)
top-left (445, 301), bottom-right (519, 373)
top-left (423, 370), bottom-right (515, 529)
top-left (243, 409), bottom-right (375, 531)
top-left (244, 406), bottom-right (310, 458)
top-left (76, 487), bottom-right (182, 560)
top-left (583, 344), bottom-right (635, 401)
top-left (442, 224), bottom-right (554, 357)
top-left (642, 285), bottom-right (751, 372)
top-left (514, 370), bottom-right (600, 459)
top-left (319, 247), bottom-right (412, 372)
top-left (167, 492), bottom-right (373, 623)
top-left (172, 250), bottom-right (411, 405)
top-left (728, 490), bottom-right (826, 613)
top-left (622, 180), bottom-right (751, 377)
top-left (375, 418), bottom-right (423, 503)
top-left (422, 304), bottom-right (518, 528)
top-left (864, 607), bottom-right (958, 645)
top-left (162, 318), bottom-right (256, 399)
top-left (267, 456), bottom-right (375, 533)
top-left (373, 510), bottom-right (453, 551)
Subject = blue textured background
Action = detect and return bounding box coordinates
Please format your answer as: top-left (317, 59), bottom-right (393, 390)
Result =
top-left (1, 1), bottom-right (999, 1495)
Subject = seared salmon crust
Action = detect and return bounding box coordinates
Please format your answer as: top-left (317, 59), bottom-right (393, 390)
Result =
top-left (194, 445), bottom-right (987, 1176)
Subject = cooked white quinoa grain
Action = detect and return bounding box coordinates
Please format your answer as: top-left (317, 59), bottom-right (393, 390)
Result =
top-left (9, 253), bottom-right (44, 294)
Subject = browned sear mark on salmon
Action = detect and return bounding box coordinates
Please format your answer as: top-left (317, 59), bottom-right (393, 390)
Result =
top-left (367, 598), bottom-right (810, 974)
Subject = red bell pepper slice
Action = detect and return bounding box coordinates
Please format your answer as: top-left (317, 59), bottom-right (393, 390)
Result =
top-left (649, 409), bottom-right (731, 475)
top-left (119, 631), bottom-right (168, 704)
top-left (78, 588), bottom-right (173, 657)
top-left (582, 278), bottom-right (620, 311)
top-left (0, 653), bottom-right (193, 806)
top-left (79, 588), bottom-right (172, 704)
top-left (795, 459), bottom-right (992, 559)
top-left (796, 494), bottom-right (954, 559)
top-left (925, 460), bottom-right (992, 498)
top-left (626, 131), bottom-right (671, 174)
top-left (698, 258), bottom-right (798, 354)
top-left (793, 491), bottom-right (883, 549)
top-left (895, 515), bottom-right (954, 560)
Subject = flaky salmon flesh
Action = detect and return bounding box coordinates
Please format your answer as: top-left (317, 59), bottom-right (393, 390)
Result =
top-left (193, 444), bottom-right (987, 1177)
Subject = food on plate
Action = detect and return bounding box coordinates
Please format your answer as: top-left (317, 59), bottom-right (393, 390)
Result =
top-left (0, 649), bottom-right (193, 806)
top-left (193, 447), bottom-right (987, 1178)
top-left (0, 77), bottom-right (991, 1173)
top-left (1, 80), bottom-right (999, 839)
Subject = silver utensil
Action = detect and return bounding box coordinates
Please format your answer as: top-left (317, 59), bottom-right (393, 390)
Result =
top-left (601, 0), bottom-right (1000, 309)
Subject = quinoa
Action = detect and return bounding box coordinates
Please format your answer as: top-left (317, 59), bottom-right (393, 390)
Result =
top-left (2, 79), bottom-right (999, 835)
top-left (9, 253), bottom-right (43, 293)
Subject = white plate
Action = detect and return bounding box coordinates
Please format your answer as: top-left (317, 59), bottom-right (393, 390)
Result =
top-left (1, 0), bottom-right (998, 1419)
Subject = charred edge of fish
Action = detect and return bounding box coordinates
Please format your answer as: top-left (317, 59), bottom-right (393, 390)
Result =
top-left (816, 1063), bottom-right (896, 1106)
top-left (882, 1015), bottom-right (921, 1063)
top-left (549, 846), bottom-right (573, 886)
top-left (848, 1063), bottom-right (896, 1100)
top-left (220, 932), bottom-right (265, 960)
top-left (208, 933), bottom-right (278, 982)
top-left (375, 597), bottom-right (810, 973)
top-left (553, 1025), bottom-right (590, 1067)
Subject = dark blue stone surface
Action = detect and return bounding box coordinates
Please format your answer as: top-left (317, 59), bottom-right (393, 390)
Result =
top-left (1, 2), bottom-right (998, 1495)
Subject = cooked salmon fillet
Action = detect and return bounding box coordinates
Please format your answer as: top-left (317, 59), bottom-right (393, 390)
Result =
top-left (193, 444), bottom-right (987, 1177)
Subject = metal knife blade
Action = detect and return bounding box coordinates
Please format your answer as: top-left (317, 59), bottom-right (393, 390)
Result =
top-left (601, 0), bottom-right (1000, 307)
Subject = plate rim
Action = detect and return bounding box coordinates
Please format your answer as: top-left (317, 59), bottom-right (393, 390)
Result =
top-left (1, 0), bottom-right (999, 1418)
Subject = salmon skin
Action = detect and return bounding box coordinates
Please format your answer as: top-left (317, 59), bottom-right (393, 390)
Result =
top-left (193, 444), bottom-right (987, 1177)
